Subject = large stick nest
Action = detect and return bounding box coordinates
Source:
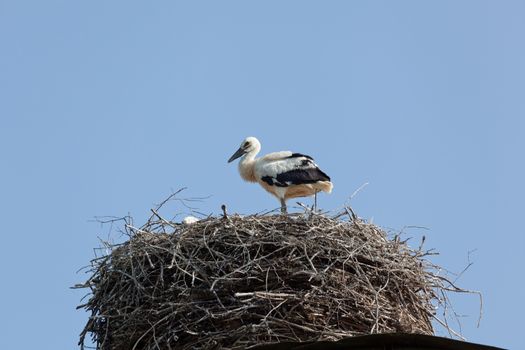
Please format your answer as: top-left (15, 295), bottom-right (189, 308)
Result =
top-left (77, 208), bottom-right (466, 350)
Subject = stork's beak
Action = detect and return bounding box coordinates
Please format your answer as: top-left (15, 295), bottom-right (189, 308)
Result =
top-left (228, 147), bottom-right (246, 163)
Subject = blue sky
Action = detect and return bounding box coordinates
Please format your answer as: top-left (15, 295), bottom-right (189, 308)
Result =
top-left (1, 1), bottom-right (523, 349)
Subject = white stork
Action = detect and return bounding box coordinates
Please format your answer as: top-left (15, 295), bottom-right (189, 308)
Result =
top-left (228, 136), bottom-right (333, 213)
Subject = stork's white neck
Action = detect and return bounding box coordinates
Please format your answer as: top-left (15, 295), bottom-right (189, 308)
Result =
top-left (238, 150), bottom-right (258, 182)
top-left (243, 148), bottom-right (258, 161)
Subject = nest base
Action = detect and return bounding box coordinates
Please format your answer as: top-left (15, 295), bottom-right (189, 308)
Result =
top-left (78, 213), bottom-right (443, 350)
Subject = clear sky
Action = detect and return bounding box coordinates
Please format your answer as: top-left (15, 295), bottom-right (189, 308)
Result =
top-left (1, 1), bottom-right (523, 349)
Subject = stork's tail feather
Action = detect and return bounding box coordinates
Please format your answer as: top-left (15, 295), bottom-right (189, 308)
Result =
top-left (318, 181), bottom-right (333, 194)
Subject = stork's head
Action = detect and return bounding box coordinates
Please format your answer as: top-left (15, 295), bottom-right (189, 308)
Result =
top-left (228, 136), bottom-right (261, 163)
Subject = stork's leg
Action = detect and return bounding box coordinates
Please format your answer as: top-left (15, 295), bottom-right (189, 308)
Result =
top-left (314, 191), bottom-right (318, 212)
top-left (280, 198), bottom-right (287, 214)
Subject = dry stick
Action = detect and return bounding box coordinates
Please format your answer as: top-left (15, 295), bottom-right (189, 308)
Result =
top-left (263, 299), bottom-right (288, 321)
top-left (235, 292), bottom-right (297, 299)
top-left (155, 187), bottom-right (187, 211)
top-left (150, 209), bottom-right (178, 229)
top-left (221, 204), bottom-right (228, 219)
top-left (433, 316), bottom-right (466, 340)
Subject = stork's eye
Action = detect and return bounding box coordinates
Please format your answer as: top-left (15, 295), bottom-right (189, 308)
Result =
top-left (243, 142), bottom-right (250, 148)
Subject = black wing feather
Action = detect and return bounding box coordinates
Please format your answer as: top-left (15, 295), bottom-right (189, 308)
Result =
top-left (276, 167), bottom-right (330, 186)
top-left (288, 153), bottom-right (314, 160)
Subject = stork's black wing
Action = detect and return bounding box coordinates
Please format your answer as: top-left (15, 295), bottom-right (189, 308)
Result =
top-left (276, 167), bottom-right (331, 186)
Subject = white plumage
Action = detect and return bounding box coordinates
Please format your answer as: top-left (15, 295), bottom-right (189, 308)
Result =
top-left (228, 136), bottom-right (333, 213)
top-left (182, 216), bottom-right (200, 225)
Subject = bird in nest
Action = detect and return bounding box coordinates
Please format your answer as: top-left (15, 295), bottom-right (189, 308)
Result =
top-left (228, 136), bottom-right (333, 213)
